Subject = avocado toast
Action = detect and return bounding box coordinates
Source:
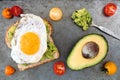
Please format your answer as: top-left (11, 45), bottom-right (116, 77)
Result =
top-left (5, 18), bottom-right (59, 71)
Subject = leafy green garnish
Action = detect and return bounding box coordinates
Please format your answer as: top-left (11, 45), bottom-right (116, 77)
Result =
top-left (71, 8), bottom-right (92, 30)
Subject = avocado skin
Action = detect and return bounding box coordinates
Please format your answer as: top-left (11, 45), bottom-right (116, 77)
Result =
top-left (67, 33), bottom-right (109, 70)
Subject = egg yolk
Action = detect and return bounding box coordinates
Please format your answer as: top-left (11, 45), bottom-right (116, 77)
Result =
top-left (20, 32), bottom-right (40, 55)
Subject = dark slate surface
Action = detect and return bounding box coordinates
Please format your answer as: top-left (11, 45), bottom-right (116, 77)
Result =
top-left (0, 0), bottom-right (120, 80)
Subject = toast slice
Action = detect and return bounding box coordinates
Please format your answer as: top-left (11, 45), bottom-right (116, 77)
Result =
top-left (5, 19), bottom-right (59, 71)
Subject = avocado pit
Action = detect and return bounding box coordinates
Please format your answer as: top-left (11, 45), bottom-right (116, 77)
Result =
top-left (82, 42), bottom-right (99, 59)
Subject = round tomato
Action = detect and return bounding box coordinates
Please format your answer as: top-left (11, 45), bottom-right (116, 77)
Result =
top-left (53, 61), bottom-right (65, 75)
top-left (104, 61), bottom-right (117, 75)
top-left (103, 3), bottom-right (117, 16)
top-left (11, 6), bottom-right (23, 17)
top-left (5, 65), bottom-right (16, 76)
top-left (49, 7), bottom-right (63, 21)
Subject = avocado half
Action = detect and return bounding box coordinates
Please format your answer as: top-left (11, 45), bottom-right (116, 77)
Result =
top-left (67, 33), bottom-right (108, 70)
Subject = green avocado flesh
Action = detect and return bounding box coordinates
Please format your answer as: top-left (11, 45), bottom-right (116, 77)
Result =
top-left (8, 25), bottom-right (17, 42)
top-left (71, 8), bottom-right (92, 30)
top-left (8, 20), bottom-right (57, 66)
top-left (67, 34), bottom-right (108, 70)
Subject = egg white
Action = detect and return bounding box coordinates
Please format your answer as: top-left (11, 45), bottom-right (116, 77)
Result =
top-left (11, 14), bottom-right (47, 64)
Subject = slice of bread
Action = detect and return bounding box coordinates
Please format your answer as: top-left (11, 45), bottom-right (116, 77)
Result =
top-left (5, 19), bottom-right (59, 71)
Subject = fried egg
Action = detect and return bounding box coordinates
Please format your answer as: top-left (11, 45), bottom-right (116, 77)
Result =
top-left (11, 14), bottom-right (47, 64)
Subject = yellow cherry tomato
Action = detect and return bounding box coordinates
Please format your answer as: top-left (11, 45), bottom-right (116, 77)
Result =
top-left (2, 8), bottom-right (13, 19)
top-left (104, 61), bottom-right (117, 75)
top-left (49, 7), bottom-right (63, 21)
top-left (5, 65), bottom-right (16, 76)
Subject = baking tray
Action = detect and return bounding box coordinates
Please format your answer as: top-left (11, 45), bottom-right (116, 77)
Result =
top-left (0, 0), bottom-right (120, 80)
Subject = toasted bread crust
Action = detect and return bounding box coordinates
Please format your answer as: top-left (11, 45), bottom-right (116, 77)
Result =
top-left (5, 19), bottom-right (59, 71)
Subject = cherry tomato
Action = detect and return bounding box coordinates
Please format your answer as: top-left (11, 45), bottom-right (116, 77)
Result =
top-left (2, 8), bottom-right (13, 19)
top-left (104, 61), bottom-right (117, 75)
top-left (53, 61), bottom-right (65, 75)
top-left (49, 7), bottom-right (63, 21)
top-left (4, 65), bottom-right (16, 76)
top-left (103, 3), bottom-right (117, 16)
top-left (11, 6), bottom-right (23, 17)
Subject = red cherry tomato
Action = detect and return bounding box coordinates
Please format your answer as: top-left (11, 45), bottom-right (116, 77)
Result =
top-left (53, 61), bottom-right (65, 75)
top-left (11, 6), bottom-right (23, 17)
top-left (103, 3), bottom-right (117, 16)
